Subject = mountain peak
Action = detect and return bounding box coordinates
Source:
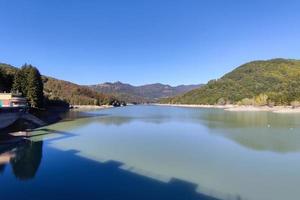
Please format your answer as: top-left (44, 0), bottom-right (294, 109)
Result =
top-left (89, 82), bottom-right (202, 103)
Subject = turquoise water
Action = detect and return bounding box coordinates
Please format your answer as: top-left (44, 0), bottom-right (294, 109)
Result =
top-left (1, 105), bottom-right (300, 200)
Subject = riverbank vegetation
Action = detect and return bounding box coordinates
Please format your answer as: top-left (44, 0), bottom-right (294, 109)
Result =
top-left (161, 59), bottom-right (300, 106)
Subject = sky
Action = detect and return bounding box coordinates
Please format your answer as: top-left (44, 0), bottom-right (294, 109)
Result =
top-left (1, 0), bottom-right (300, 86)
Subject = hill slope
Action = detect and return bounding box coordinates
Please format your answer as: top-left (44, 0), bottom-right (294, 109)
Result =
top-left (43, 77), bottom-right (116, 105)
top-left (89, 82), bottom-right (202, 103)
top-left (0, 63), bottom-right (116, 106)
top-left (161, 59), bottom-right (300, 105)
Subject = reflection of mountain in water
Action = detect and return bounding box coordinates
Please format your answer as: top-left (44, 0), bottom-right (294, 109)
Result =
top-left (199, 110), bottom-right (300, 153)
top-left (36, 107), bottom-right (300, 153)
top-left (92, 107), bottom-right (300, 153)
top-left (12, 106), bottom-right (300, 200)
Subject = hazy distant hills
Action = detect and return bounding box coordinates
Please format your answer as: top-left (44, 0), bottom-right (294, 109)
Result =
top-left (161, 59), bottom-right (300, 105)
top-left (89, 82), bottom-right (203, 103)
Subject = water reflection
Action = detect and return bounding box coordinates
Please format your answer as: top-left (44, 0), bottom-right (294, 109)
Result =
top-left (0, 140), bottom-right (43, 180)
top-left (198, 110), bottom-right (300, 153)
top-left (2, 106), bottom-right (300, 200)
top-left (0, 164), bottom-right (5, 174)
top-left (87, 106), bottom-right (300, 153)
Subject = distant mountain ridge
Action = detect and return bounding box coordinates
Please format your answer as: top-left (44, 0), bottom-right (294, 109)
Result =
top-left (1, 62), bottom-right (202, 105)
top-left (89, 82), bottom-right (203, 103)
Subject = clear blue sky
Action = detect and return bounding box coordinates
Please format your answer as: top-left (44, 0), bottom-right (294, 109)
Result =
top-left (1, 0), bottom-right (300, 86)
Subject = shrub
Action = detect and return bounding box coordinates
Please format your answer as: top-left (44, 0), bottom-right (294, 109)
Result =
top-left (217, 98), bottom-right (226, 105)
top-left (254, 94), bottom-right (268, 106)
top-left (239, 98), bottom-right (255, 106)
top-left (291, 101), bottom-right (300, 108)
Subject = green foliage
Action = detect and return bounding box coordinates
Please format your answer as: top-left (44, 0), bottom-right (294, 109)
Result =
top-left (27, 66), bottom-right (44, 108)
top-left (254, 94), bottom-right (268, 106)
top-left (163, 59), bottom-right (300, 105)
top-left (238, 98), bottom-right (255, 106)
top-left (0, 63), bottom-right (16, 92)
top-left (0, 67), bottom-right (4, 91)
top-left (217, 97), bottom-right (226, 105)
top-left (13, 67), bottom-right (28, 95)
top-left (12, 64), bottom-right (44, 108)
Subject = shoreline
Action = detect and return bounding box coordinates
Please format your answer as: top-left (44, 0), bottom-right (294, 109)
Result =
top-left (71, 105), bottom-right (114, 110)
top-left (154, 104), bottom-right (300, 113)
top-left (1, 105), bottom-right (114, 135)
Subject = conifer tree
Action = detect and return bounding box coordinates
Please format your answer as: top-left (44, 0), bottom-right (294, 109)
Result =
top-left (13, 67), bottom-right (27, 95)
top-left (0, 67), bottom-right (4, 91)
top-left (27, 67), bottom-right (44, 108)
top-left (12, 64), bottom-right (44, 108)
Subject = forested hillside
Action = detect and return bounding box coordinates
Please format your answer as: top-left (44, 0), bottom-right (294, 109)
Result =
top-left (161, 59), bottom-right (300, 106)
top-left (0, 63), bottom-right (117, 106)
top-left (43, 77), bottom-right (117, 105)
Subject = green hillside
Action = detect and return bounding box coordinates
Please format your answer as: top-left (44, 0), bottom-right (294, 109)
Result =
top-left (161, 59), bottom-right (300, 106)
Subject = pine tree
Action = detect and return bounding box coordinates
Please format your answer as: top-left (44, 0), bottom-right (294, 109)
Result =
top-left (12, 64), bottom-right (44, 108)
top-left (27, 67), bottom-right (44, 108)
top-left (13, 68), bottom-right (26, 95)
top-left (0, 67), bottom-right (4, 92)
top-left (0, 67), bottom-right (14, 92)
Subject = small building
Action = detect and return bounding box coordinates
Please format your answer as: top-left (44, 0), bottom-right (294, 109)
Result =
top-left (0, 93), bottom-right (28, 108)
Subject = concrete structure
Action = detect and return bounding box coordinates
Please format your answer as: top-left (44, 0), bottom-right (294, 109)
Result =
top-left (0, 93), bottom-right (27, 108)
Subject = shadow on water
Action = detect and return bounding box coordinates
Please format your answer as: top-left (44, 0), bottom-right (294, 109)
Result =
top-left (0, 139), bottom-right (220, 200)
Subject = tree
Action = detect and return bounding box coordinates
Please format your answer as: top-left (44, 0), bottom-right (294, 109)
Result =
top-left (12, 68), bottom-right (27, 95)
top-left (0, 67), bottom-right (14, 92)
top-left (27, 67), bottom-right (44, 108)
top-left (12, 64), bottom-right (44, 108)
top-left (0, 68), bottom-right (4, 91)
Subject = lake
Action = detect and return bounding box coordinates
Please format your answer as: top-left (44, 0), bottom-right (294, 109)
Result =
top-left (1, 105), bottom-right (300, 200)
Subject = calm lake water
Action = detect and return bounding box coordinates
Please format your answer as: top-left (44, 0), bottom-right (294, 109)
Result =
top-left (1, 105), bottom-right (300, 200)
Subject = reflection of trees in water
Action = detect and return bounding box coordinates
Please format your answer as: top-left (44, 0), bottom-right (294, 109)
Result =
top-left (0, 164), bottom-right (5, 174)
top-left (201, 110), bottom-right (300, 128)
top-left (199, 111), bottom-right (300, 153)
top-left (97, 116), bottom-right (172, 126)
top-left (10, 141), bottom-right (43, 180)
top-left (97, 116), bottom-right (133, 126)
